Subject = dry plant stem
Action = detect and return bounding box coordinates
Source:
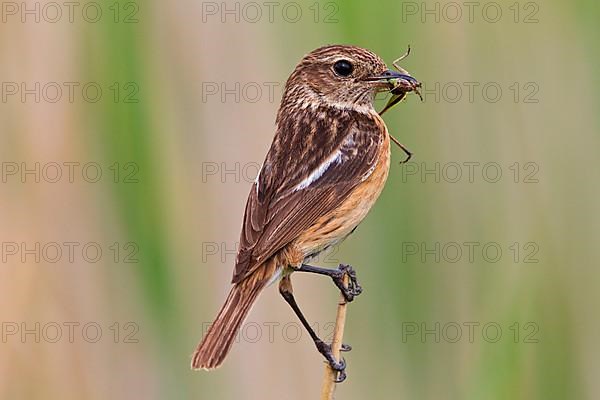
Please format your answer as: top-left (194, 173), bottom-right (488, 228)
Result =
top-left (320, 273), bottom-right (349, 400)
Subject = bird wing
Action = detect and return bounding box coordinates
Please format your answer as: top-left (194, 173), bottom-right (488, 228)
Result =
top-left (232, 109), bottom-right (385, 283)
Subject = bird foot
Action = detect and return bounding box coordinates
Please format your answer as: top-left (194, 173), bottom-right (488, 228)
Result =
top-left (316, 340), bottom-right (348, 383)
top-left (332, 264), bottom-right (363, 302)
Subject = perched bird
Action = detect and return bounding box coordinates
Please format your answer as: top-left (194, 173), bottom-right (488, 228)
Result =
top-left (192, 44), bottom-right (419, 381)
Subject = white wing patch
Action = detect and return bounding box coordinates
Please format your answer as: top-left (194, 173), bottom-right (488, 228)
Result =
top-left (254, 163), bottom-right (263, 195)
top-left (293, 149), bottom-right (343, 191)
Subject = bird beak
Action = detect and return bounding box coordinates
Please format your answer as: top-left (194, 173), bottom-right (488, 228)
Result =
top-left (363, 69), bottom-right (419, 85)
top-left (372, 69), bottom-right (424, 114)
top-left (365, 69), bottom-right (423, 102)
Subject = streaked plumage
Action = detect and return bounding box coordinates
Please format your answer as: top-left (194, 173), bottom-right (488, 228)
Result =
top-left (192, 44), bottom-right (412, 373)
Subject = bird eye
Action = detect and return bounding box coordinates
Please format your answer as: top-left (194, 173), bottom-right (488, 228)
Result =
top-left (333, 60), bottom-right (354, 77)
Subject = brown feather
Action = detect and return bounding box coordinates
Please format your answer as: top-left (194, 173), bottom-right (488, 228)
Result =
top-left (192, 259), bottom-right (278, 369)
top-left (193, 45), bottom-right (401, 370)
top-left (232, 109), bottom-right (385, 283)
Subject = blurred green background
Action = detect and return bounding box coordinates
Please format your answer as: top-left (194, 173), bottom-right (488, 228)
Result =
top-left (0, 0), bottom-right (598, 399)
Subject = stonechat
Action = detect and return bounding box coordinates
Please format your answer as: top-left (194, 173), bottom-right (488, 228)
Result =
top-left (192, 44), bottom-right (420, 382)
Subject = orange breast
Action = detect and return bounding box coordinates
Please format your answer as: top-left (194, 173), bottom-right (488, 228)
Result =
top-left (294, 121), bottom-right (391, 262)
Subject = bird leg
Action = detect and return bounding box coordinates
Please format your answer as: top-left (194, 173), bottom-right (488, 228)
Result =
top-left (297, 263), bottom-right (363, 302)
top-left (279, 276), bottom-right (349, 383)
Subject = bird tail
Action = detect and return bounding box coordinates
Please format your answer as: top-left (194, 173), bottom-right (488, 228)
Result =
top-left (191, 267), bottom-right (274, 370)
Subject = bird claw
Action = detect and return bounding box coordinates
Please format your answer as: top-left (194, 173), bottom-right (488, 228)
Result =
top-left (328, 357), bottom-right (347, 383)
top-left (333, 264), bottom-right (363, 302)
top-left (340, 343), bottom-right (352, 352)
top-left (316, 340), bottom-right (349, 383)
top-left (334, 368), bottom-right (347, 383)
